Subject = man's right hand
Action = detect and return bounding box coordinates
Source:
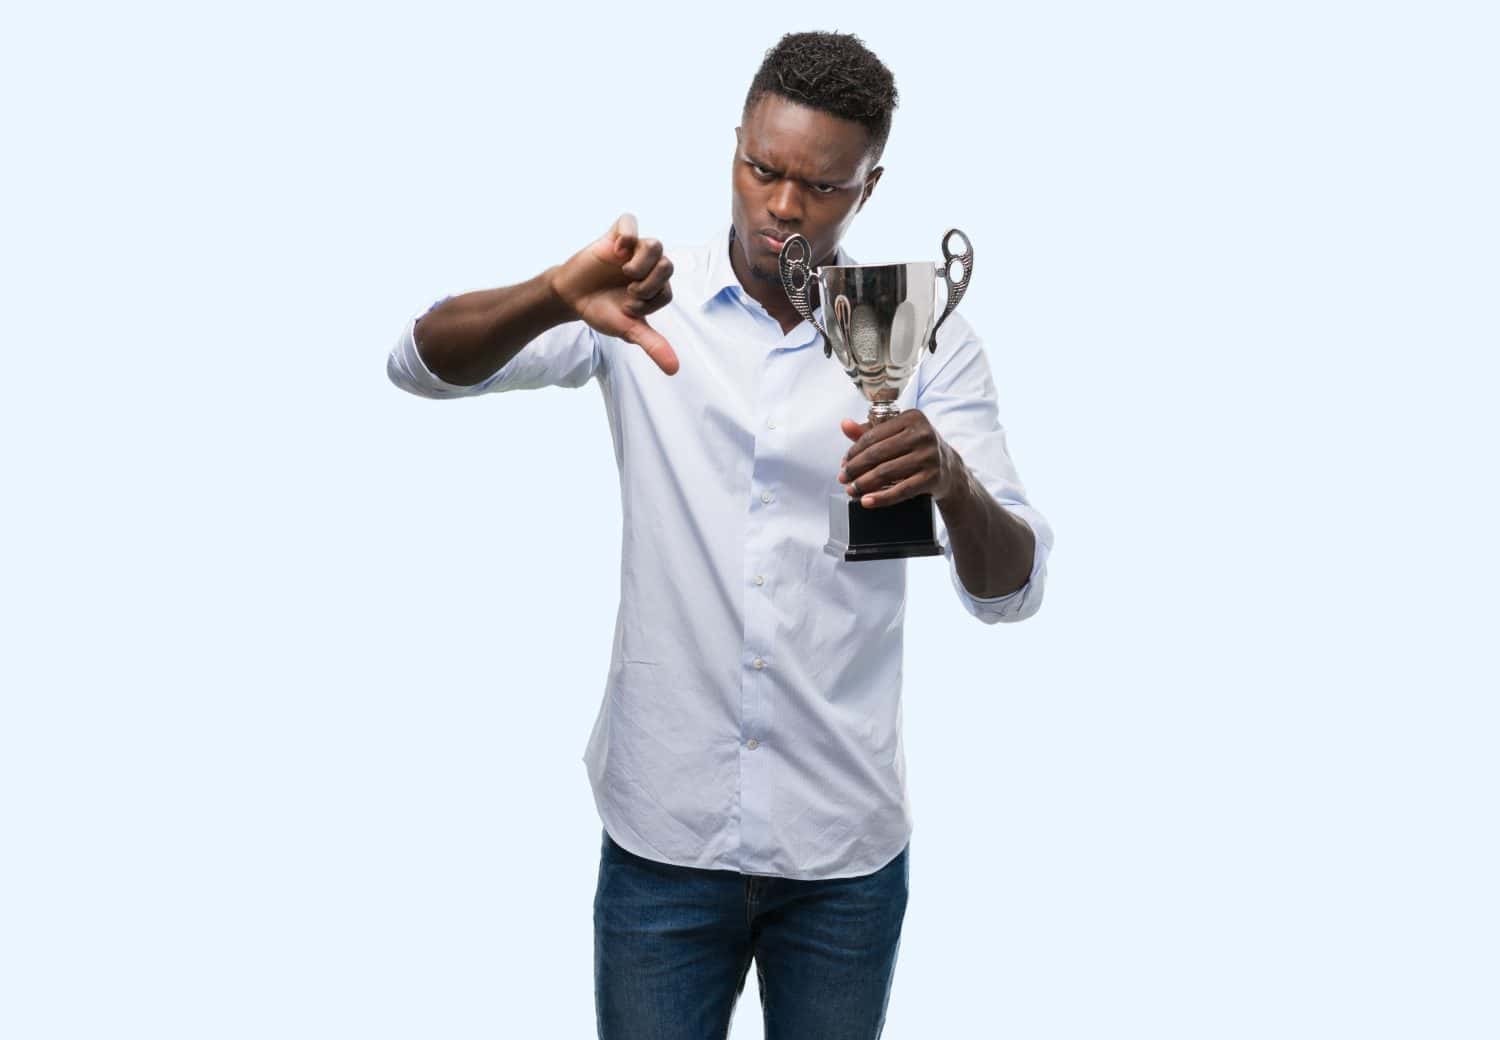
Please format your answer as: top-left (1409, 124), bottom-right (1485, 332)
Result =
top-left (548, 213), bottom-right (680, 376)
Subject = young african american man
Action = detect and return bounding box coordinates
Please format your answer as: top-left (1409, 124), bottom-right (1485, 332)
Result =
top-left (387, 30), bottom-right (1052, 1040)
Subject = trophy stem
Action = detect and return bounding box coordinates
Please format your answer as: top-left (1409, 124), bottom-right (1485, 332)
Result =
top-left (868, 402), bottom-right (901, 425)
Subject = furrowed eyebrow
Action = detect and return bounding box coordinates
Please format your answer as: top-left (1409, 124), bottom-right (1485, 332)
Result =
top-left (742, 152), bottom-right (850, 189)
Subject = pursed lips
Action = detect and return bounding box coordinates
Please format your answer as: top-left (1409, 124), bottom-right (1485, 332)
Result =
top-left (759, 229), bottom-right (795, 250)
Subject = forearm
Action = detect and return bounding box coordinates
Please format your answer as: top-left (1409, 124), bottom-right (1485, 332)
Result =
top-left (935, 459), bottom-right (1036, 599)
top-left (413, 267), bottom-right (574, 387)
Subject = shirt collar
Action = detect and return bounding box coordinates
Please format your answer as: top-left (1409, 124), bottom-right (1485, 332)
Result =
top-left (699, 225), bottom-right (856, 311)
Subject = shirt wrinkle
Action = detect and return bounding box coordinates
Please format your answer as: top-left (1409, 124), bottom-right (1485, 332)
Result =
top-left (387, 224), bottom-right (1052, 880)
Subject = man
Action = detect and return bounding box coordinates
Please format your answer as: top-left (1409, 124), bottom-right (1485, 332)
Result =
top-left (386, 30), bottom-right (1051, 1040)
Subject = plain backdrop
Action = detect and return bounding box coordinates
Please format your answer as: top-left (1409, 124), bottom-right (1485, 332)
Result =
top-left (3, 2), bottom-right (1496, 1037)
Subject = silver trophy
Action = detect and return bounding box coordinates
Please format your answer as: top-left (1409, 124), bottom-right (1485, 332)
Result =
top-left (779, 229), bottom-right (974, 561)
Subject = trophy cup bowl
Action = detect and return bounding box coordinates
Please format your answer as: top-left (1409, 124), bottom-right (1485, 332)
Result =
top-left (779, 229), bottom-right (974, 562)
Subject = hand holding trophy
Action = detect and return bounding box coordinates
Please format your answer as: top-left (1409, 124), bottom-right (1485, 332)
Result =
top-left (779, 229), bottom-right (975, 562)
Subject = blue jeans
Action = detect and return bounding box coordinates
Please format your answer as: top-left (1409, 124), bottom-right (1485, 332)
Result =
top-left (593, 828), bottom-right (910, 1039)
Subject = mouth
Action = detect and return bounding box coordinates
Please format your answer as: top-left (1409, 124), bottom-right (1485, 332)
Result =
top-left (759, 230), bottom-right (793, 253)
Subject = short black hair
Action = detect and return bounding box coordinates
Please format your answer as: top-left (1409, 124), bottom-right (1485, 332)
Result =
top-left (743, 32), bottom-right (899, 160)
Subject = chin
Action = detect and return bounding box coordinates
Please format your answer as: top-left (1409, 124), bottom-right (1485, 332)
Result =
top-left (748, 256), bottom-right (780, 284)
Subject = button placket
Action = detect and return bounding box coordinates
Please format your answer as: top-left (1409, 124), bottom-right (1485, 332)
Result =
top-left (737, 329), bottom-right (798, 871)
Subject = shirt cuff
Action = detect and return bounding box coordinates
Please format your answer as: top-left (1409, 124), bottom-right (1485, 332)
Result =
top-left (941, 502), bottom-right (1051, 624)
top-left (387, 301), bottom-right (490, 398)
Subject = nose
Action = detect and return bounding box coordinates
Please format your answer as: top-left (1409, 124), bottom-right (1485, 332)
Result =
top-left (767, 179), bottom-right (805, 225)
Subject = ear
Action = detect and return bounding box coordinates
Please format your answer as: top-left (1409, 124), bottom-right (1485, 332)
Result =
top-left (857, 166), bottom-right (884, 212)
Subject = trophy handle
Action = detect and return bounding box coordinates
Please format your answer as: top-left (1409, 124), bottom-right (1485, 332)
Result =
top-left (778, 234), bottom-right (830, 353)
top-left (930, 228), bottom-right (973, 351)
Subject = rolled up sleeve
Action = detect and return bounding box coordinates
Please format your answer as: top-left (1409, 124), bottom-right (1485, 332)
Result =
top-left (386, 295), bottom-right (605, 398)
top-left (916, 314), bottom-right (1053, 624)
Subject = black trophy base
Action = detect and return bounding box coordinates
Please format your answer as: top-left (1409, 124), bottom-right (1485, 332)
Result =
top-left (824, 492), bottom-right (945, 562)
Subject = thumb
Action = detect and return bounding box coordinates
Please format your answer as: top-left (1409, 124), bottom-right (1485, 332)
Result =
top-left (622, 319), bottom-right (680, 376)
top-left (841, 418), bottom-right (867, 441)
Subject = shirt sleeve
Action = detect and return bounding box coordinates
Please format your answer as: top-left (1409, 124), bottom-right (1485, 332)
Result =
top-left (386, 294), bottom-right (606, 398)
top-left (914, 313), bottom-right (1053, 624)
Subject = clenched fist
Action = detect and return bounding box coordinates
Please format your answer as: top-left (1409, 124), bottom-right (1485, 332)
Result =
top-left (549, 213), bottom-right (680, 375)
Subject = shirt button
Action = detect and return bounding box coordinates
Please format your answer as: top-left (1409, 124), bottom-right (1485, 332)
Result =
top-left (760, 490), bottom-right (773, 504)
top-left (767, 420), bottom-right (777, 429)
top-left (746, 739), bottom-right (759, 750)
top-left (752, 657), bottom-right (765, 670)
top-left (753, 575), bottom-right (765, 586)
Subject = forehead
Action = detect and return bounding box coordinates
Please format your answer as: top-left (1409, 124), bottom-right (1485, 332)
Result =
top-left (739, 94), bottom-right (873, 181)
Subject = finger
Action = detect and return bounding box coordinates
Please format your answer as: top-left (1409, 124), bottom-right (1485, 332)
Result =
top-left (589, 213), bottom-right (639, 265)
top-left (855, 470), bottom-right (932, 510)
top-left (840, 418), bottom-right (868, 443)
top-left (621, 238), bottom-right (663, 281)
top-left (622, 319), bottom-right (680, 376)
top-left (846, 454), bottom-right (924, 498)
top-left (635, 283), bottom-right (674, 317)
top-left (621, 280), bottom-right (673, 318)
top-left (610, 212), bottom-right (639, 258)
top-left (839, 425), bottom-right (924, 483)
top-left (841, 412), bottom-right (916, 466)
top-left (627, 255), bottom-right (675, 300)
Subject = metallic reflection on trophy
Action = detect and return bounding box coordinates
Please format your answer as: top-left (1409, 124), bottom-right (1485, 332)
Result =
top-left (779, 230), bottom-right (974, 562)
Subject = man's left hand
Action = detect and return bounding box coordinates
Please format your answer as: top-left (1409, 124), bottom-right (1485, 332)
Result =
top-left (837, 410), bottom-right (964, 509)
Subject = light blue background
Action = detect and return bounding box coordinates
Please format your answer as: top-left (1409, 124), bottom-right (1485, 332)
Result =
top-left (4, 2), bottom-right (1495, 1037)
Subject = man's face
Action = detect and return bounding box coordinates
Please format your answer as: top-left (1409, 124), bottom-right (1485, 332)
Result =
top-left (731, 94), bottom-right (883, 286)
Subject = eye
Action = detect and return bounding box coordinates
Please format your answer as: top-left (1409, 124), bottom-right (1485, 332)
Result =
top-left (813, 184), bottom-right (838, 195)
top-left (750, 162), bottom-right (775, 179)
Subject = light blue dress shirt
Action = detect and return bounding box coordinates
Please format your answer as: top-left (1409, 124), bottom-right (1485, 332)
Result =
top-left (386, 226), bottom-right (1053, 880)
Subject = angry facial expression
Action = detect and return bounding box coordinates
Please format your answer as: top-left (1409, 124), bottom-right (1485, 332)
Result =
top-left (730, 94), bottom-right (884, 288)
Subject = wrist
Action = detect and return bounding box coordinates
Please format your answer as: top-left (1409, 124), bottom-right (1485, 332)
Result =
top-left (540, 265), bottom-right (574, 321)
top-left (935, 445), bottom-right (975, 509)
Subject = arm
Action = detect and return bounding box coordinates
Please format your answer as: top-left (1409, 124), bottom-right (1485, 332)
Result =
top-left (387, 296), bottom-right (603, 398)
top-left (388, 212), bottom-right (681, 395)
top-left (837, 314), bottom-right (1052, 623)
top-left (932, 465), bottom-right (1035, 599)
top-left (412, 272), bottom-right (578, 388)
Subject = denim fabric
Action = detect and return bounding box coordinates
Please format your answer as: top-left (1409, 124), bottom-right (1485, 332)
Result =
top-left (594, 828), bottom-right (910, 1039)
